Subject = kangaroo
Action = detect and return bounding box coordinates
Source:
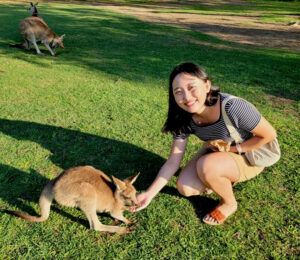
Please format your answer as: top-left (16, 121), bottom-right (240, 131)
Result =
top-left (8, 166), bottom-right (140, 234)
top-left (10, 2), bottom-right (42, 50)
top-left (18, 15), bottom-right (65, 56)
top-left (28, 2), bottom-right (39, 17)
top-left (20, 2), bottom-right (40, 49)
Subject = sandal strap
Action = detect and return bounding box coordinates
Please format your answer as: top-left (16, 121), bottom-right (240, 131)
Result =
top-left (209, 208), bottom-right (226, 223)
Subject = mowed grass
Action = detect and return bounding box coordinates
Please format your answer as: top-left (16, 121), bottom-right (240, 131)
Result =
top-left (0, 1), bottom-right (299, 259)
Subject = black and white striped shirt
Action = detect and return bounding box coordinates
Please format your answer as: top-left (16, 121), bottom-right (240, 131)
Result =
top-left (173, 93), bottom-right (261, 142)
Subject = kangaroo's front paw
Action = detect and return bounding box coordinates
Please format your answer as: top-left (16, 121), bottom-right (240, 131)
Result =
top-left (124, 219), bottom-right (132, 225)
top-left (126, 225), bottom-right (136, 233)
top-left (117, 227), bottom-right (128, 235)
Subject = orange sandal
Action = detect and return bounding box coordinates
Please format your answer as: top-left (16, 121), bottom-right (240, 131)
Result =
top-left (203, 208), bottom-right (226, 225)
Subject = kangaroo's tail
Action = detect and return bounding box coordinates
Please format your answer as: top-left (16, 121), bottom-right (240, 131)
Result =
top-left (9, 42), bottom-right (27, 49)
top-left (8, 181), bottom-right (55, 222)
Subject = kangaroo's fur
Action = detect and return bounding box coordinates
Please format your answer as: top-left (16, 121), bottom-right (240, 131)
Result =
top-left (17, 16), bottom-right (65, 56)
top-left (207, 139), bottom-right (232, 152)
top-left (9, 166), bottom-right (139, 234)
top-left (10, 2), bottom-right (65, 54)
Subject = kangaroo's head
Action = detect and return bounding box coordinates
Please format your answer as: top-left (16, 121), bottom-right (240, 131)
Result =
top-left (52, 34), bottom-right (65, 50)
top-left (28, 2), bottom-right (38, 17)
top-left (112, 173), bottom-right (140, 207)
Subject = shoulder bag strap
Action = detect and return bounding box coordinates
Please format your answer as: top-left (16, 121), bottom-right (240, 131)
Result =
top-left (221, 95), bottom-right (243, 144)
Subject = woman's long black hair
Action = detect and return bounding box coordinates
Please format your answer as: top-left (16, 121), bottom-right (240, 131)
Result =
top-left (162, 62), bottom-right (220, 136)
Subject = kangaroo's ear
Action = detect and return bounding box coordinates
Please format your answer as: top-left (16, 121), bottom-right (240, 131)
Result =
top-left (60, 34), bottom-right (66, 40)
top-left (112, 176), bottom-right (126, 190)
top-left (30, 2), bottom-right (33, 6)
top-left (126, 172), bottom-right (140, 185)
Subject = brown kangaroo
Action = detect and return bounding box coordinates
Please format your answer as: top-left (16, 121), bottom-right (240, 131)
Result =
top-left (18, 15), bottom-right (65, 56)
top-left (9, 166), bottom-right (140, 234)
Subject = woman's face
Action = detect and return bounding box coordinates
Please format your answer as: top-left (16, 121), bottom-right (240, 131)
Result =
top-left (172, 72), bottom-right (211, 114)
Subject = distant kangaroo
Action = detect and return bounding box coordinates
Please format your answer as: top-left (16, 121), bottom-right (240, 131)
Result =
top-left (8, 166), bottom-right (140, 234)
top-left (11, 2), bottom-right (64, 55)
top-left (28, 2), bottom-right (39, 17)
top-left (18, 15), bottom-right (65, 56)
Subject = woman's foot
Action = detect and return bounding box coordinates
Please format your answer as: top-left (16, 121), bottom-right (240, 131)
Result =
top-left (203, 202), bottom-right (237, 225)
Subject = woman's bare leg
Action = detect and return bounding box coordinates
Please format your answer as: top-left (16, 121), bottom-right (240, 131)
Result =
top-left (196, 152), bottom-right (240, 223)
top-left (176, 149), bottom-right (209, 196)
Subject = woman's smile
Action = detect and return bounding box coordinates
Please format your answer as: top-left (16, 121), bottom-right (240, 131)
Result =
top-left (172, 72), bottom-right (211, 114)
top-left (185, 100), bottom-right (197, 107)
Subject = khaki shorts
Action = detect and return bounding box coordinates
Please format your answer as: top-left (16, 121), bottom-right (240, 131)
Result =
top-left (227, 152), bottom-right (264, 183)
top-left (197, 147), bottom-right (264, 183)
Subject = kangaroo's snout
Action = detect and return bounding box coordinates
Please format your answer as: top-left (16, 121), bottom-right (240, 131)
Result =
top-left (132, 197), bottom-right (139, 207)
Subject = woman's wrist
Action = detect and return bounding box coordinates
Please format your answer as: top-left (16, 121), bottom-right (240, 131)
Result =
top-left (144, 189), bottom-right (156, 200)
top-left (229, 143), bottom-right (243, 154)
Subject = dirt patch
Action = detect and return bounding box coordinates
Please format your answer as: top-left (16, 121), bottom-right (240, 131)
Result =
top-left (265, 95), bottom-right (298, 117)
top-left (95, 1), bottom-right (300, 52)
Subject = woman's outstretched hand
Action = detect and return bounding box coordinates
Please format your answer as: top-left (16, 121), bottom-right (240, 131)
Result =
top-left (130, 192), bottom-right (152, 212)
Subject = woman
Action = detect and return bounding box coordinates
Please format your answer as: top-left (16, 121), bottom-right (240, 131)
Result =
top-left (134, 62), bottom-right (278, 225)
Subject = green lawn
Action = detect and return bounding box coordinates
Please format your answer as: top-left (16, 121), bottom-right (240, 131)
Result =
top-left (0, 1), bottom-right (299, 258)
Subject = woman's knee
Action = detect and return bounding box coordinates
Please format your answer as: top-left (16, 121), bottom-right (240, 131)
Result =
top-left (196, 156), bottom-right (219, 184)
top-left (176, 178), bottom-right (202, 197)
top-left (197, 153), bottom-right (240, 184)
top-left (176, 179), bottom-right (191, 196)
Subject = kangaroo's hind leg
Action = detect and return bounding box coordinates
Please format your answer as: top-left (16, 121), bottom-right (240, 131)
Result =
top-left (110, 210), bottom-right (131, 225)
top-left (78, 183), bottom-right (127, 234)
top-left (21, 39), bottom-right (31, 50)
top-left (38, 181), bottom-right (55, 221)
top-left (82, 207), bottom-right (127, 234)
top-left (43, 42), bottom-right (55, 56)
top-left (28, 35), bottom-right (43, 55)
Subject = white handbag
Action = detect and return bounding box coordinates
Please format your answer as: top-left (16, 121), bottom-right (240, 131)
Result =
top-left (222, 96), bottom-right (281, 167)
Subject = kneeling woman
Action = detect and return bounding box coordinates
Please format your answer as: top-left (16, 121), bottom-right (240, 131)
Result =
top-left (135, 62), bottom-right (279, 225)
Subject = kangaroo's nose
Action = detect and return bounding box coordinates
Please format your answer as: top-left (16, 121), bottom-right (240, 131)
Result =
top-left (133, 198), bottom-right (139, 206)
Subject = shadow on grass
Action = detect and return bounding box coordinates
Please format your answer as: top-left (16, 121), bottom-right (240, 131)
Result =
top-left (0, 118), bottom-right (219, 224)
top-left (0, 165), bottom-right (48, 215)
top-left (0, 118), bottom-right (164, 186)
top-left (0, 118), bottom-right (164, 224)
top-left (162, 186), bottom-right (219, 219)
top-left (0, 3), bottom-right (299, 100)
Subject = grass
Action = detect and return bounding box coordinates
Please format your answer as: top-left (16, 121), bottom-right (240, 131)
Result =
top-left (144, 0), bottom-right (300, 25)
top-left (0, 0), bottom-right (299, 259)
top-left (73, 0), bottom-right (300, 23)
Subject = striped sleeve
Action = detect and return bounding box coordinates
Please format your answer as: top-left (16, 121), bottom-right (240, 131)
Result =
top-left (225, 98), bottom-right (261, 132)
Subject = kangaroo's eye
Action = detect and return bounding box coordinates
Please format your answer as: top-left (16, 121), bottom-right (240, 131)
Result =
top-left (122, 192), bottom-right (130, 198)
